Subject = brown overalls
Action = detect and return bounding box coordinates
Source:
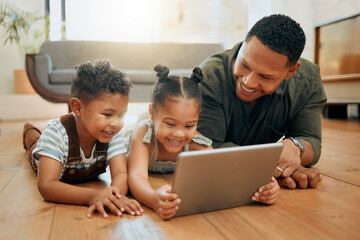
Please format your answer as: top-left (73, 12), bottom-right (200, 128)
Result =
top-left (24, 113), bottom-right (109, 183)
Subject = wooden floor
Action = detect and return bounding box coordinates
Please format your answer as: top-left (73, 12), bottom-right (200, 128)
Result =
top-left (0, 116), bottom-right (359, 240)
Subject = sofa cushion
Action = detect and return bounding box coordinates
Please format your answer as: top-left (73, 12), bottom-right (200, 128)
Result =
top-left (50, 69), bottom-right (76, 84)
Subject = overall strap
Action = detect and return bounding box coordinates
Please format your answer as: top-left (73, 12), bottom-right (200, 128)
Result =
top-left (95, 141), bottom-right (108, 156)
top-left (60, 113), bottom-right (82, 163)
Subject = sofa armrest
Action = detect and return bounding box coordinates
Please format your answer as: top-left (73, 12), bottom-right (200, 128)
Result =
top-left (26, 54), bottom-right (71, 105)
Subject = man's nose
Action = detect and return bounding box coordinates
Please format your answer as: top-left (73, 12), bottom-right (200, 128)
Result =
top-left (243, 72), bottom-right (258, 88)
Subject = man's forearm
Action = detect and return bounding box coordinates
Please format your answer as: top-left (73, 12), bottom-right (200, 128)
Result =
top-left (299, 139), bottom-right (315, 167)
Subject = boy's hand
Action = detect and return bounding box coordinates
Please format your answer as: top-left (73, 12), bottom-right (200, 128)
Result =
top-left (151, 185), bottom-right (181, 220)
top-left (251, 177), bottom-right (279, 205)
top-left (86, 186), bottom-right (144, 218)
top-left (87, 186), bottom-right (123, 218)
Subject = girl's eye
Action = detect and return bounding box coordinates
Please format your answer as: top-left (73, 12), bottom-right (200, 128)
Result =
top-left (185, 125), bottom-right (195, 129)
top-left (166, 122), bottom-right (175, 127)
top-left (103, 113), bottom-right (112, 117)
top-left (242, 62), bottom-right (250, 69)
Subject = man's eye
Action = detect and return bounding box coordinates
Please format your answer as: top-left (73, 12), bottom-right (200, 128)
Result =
top-left (261, 75), bottom-right (271, 80)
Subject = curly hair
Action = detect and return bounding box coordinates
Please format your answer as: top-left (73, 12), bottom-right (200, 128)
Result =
top-left (71, 59), bottom-right (132, 104)
top-left (245, 14), bottom-right (306, 66)
top-left (151, 64), bottom-right (204, 110)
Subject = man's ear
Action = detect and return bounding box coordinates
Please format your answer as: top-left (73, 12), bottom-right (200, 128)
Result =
top-left (70, 98), bottom-right (83, 117)
top-left (284, 62), bottom-right (301, 80)
top-left (148, 103), bottom-right (155, 121)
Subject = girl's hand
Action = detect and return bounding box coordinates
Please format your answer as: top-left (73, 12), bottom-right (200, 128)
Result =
top-left (115, 195), bottom-right (144, 217)
top-left (151, 185), bottom-right (181, 220)
top-left (251, 177), bottom-right (279, 205)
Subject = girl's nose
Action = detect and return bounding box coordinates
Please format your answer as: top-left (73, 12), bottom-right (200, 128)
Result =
top-left (173, 128), bottom-right (185, 138)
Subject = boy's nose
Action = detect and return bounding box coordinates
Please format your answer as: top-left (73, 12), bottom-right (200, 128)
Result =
top-left (110, 117), bottom-right (123, 129)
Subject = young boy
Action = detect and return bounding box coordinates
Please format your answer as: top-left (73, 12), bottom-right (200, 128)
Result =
top-left (23, 59), bottom-right (143, 218)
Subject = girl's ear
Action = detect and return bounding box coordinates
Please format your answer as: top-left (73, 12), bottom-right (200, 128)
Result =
top-left (148, 103), bottom-right (155, 121)
top-left (70, 98), bottom-right (83, 117)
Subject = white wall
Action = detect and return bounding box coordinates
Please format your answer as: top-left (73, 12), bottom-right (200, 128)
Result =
top-left (0, 0), bottom-right (45, 94)
top-left (0, 0), bottom-right (359, 95)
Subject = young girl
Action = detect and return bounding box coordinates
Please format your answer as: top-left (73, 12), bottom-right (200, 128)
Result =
top-left (23, 59), bottom-right (143, 218)
top-left (125, 65), bottom-right (279, 220)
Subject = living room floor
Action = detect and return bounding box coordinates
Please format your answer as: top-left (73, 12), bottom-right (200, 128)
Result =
top-left (0, 96), bottom-right (360, 239)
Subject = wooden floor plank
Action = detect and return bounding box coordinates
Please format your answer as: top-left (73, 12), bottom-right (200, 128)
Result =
top-left (0, 168), bottom-right (55, 240)
top-left (0, 114), bottom-right (359, 240)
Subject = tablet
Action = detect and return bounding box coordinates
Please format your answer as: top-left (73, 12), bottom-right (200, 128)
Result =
top-left (171, 143), bottom-right (283, 217)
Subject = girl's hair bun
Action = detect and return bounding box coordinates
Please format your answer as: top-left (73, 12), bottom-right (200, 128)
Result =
top-left (191, 67), bottom-right (204, 84)
top-left (154, 64), bottom-right (170, 81)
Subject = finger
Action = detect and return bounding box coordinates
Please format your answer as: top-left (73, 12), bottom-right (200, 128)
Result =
top-left (158, 204), bottom-right (179, 215)
top-left (129, 199), bottom-right (144, 215)
top-left (262, 197), bottom-right (277, 205)
top-left (124, 201), bottom-right (143, 215)
top-left (111, 187), bottom-right (121, 199)
top-left (273, 167), bottom-right (283, 178)
top-left (111, 197), bottom-right (126, 213)
top-left (159, 191), bottom-right (178, 202)
top-left (258, 177), bottom-right (276, 192)
top-left (103, 199), bottom-right (123, 217)
top-left (291, 171), bottom-right (308, 189)
top-left (305, 169), bottom-right (321, 188)
top-left (130, 199), bottom-right (144, 214)
top-left (158, 198), bottom-right (181, 210)
top-left (277, 177), bottom-right (296, 189)
top-left (86, 205), bottom-right (96, 218)
top-left (160, 184), bottom-right (172, 193)
top-left (253, 182), bottom-right (278, 200)
top-left (281, 166), bottom-right (294, 178)
top-left (160, 210), bottom-right (177, 220)
top-left (122, 204), bottom-right (136, 216)
top-left (95, 203), bottom-right (108, 218)
top-left (252, 192), bottom-right (277, 204)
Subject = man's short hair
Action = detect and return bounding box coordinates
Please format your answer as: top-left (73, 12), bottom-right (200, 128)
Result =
top-left (245, 14), bottom-right (306, 66)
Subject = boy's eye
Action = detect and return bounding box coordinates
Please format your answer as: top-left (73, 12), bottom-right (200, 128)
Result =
top-left (103, 113), bottom-right (112, 117)
top-left (185, 125), bottom-right (195, 129)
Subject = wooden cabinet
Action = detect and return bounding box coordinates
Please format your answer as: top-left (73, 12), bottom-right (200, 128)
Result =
top-left (315, 13), bottom-right (360, 118)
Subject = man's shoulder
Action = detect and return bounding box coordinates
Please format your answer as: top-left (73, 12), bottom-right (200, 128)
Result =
top-left (294, 58), bottom-right (320, 82)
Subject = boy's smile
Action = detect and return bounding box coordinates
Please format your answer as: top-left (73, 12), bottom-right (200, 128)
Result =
top-left (74, 93), bottom-right (128, 152)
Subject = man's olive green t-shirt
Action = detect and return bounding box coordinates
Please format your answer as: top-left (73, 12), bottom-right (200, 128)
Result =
top-left (198, 42), bottom-right (327, 166)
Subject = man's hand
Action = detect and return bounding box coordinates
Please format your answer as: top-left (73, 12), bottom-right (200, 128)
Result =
top-left (277, 165), bottom-right (322, 189)
top-left (274, 138), bottom-right (302, 178)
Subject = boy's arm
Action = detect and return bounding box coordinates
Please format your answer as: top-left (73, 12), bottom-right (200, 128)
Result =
top-left (108, 154), bottom-right (128, 195)
top-left (37, 156), bottom-right (100, 205)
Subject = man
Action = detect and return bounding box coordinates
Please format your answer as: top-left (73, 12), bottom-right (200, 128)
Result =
top-left (198, 14), bottom-right (327, 189)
